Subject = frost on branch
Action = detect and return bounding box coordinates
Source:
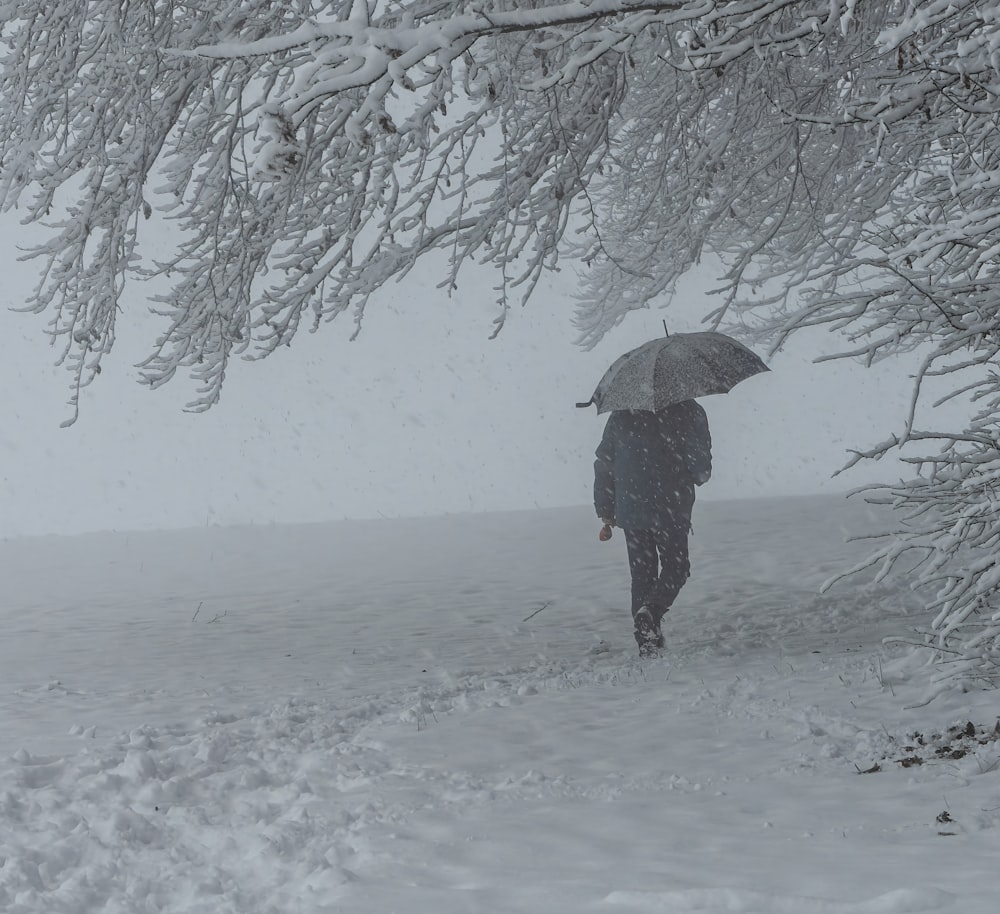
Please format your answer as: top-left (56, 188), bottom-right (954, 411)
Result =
top-left (0, 0), bottom-right (876, 412)
top-left (252, 107), bottom-right (303, 181)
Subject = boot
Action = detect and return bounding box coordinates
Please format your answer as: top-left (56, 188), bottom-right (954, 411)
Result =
top-left (633, 606), bottom-right (663, 657)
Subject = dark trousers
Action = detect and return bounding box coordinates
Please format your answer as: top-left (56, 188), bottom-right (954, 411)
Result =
top-left (624, 521), bottom-right (691, 624)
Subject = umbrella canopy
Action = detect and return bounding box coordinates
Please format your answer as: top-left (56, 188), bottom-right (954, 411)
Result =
top-left (582, 331), bottom-right (769, 414)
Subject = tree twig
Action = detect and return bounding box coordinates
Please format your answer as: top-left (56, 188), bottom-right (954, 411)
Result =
top-left (523, 601), bottom-right (551, 622)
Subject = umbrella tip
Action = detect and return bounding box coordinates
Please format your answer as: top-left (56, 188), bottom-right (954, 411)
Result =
top-left (662, 320), bottom-right (669, 337)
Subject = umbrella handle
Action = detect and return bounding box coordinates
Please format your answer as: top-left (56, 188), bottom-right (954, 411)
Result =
top-left (576, 399), bottom-right (594, 409)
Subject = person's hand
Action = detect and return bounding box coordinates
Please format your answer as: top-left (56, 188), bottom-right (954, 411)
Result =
top-left (599, 521), bottom-right (614, 542)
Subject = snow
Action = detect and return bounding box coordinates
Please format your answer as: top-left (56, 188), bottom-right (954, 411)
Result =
top-left (2, 494), bottom-right (999, 913)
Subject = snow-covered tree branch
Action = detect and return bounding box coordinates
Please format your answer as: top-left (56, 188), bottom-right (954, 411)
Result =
top-left (4, 0), bottom-right (1000, 689)
top-left (0, 0), bottom-right (866, 413)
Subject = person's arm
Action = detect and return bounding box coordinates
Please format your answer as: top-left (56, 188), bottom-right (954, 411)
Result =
top-left (686, 402), bottom-right (712, 486)
top-left (594, 416), bottom-right (617, 524)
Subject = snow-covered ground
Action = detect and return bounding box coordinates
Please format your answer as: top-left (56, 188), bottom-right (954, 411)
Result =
top-left (2, 494), bottom-right (999, 913)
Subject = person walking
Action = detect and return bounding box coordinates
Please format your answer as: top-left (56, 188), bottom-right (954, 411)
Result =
top-left (593, 399), bottom-right (712, 656)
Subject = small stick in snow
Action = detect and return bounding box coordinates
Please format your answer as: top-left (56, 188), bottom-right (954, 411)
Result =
top-left (522, 601), bottom-right (551, 623)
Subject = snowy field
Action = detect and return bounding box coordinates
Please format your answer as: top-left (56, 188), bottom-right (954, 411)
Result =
top-left (2, 493), bottom-right (999, 914)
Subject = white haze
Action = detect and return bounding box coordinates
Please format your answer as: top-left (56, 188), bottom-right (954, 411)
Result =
top-left (0, 217), bottom-right (945, 538)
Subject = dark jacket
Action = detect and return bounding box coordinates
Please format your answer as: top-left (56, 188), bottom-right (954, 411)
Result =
top-left (594, 400), bottom-right (712, 530)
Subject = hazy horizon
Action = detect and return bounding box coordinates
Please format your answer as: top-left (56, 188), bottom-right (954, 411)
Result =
top-left (1, 213), bottom-right (952, 538)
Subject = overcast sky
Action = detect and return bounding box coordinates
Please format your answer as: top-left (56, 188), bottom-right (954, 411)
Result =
top-left (0, 213), bottom-right (948, 538)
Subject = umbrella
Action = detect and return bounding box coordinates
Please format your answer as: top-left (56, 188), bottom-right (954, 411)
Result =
top-left (578, 331), bottom-right (769, 413)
